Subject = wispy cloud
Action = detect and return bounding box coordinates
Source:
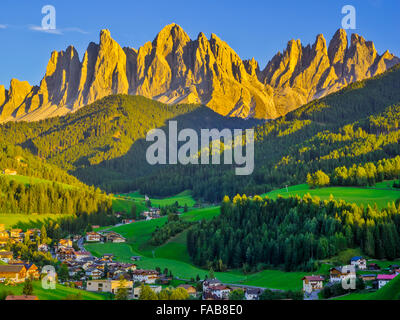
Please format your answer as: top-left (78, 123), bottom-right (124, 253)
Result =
top-left (0, 24), bottom-right (7, 29)
top-left (28, 25), bottom-right (89, 35)
top-left (29, 25), bottom-right (63, 35)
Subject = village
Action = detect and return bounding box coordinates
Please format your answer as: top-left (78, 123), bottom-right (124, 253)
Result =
top-left (2, 213), bottom-right (400, 301)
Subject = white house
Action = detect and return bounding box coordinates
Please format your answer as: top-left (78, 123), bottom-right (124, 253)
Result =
top-left (245, 288), bottom-right (262, 300)
top-left (377, 274), bottom-right (397, 289)
top-left (210, 285), bottom-right (231, 299)
top-left (350, 256), bottom-right (367, 270)
top-left (87, 279), bottom-right (133, 295)
top-left (131, 270), bottom-right (159, 284)
top-left (86, 232), bottom-right (101, 242)
top-left (329, 266), bottom-right (356, 283)
top-left (85, 267), bottom-right (103, 279)
top-left (302, 276), bottom-right (324, 293)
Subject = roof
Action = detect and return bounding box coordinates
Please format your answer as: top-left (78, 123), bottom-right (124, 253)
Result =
top-left (212, 285), bottom-right (229, 291)
top-left (361, 274), bottom-right (377, 278)
top-left (377, 274), bottom-right (397, 280)
top-left (350, 256), bottom-right (364, 262)
top-left (178, 284), bottom-right (196, 290)
top-left (0, 265), bottom-right (25, 273)
top-left (302, 276), bottom-right (324, 281)
top-left (0, 251), bottom-right (13, 256)
top-left (246, 288), bottom-right (262, 295)
top-left (6, 295), bottom-right (38, 300)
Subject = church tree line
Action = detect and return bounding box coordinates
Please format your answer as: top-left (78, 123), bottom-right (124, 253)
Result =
top-left (187, 194), bottom-right (400, 272)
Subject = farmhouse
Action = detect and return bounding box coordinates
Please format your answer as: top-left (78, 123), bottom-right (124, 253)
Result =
top-left (0, 251), bottom-right (13, 263)
top-left (85, 267), bottom-right (103, 279)
top-left (74, 251), bottom-right (92, 261)
top-left (104, 231), bottom-right (126, 243)
top-left (245, 288), bottom-right (263, 300)
top-left (0, 265), bottom-right (27, 283)
top-left (10, 229), bottom-right (23, 241)
top-left (177, 284), bottom-right (197, 297)
top-left (360, 274), bottom-right (376, 282)
top-left (131, 269), bottom-right (159, 284)
top-left (329, 266), bottom-right (356, 283)
top-left (38, 244), bottom-right (49, 252)
top-left (19, 263), bottom-right (40, 280)
top-left (368, 263), bottom-right (380, 271)
top-left (350, 256), bottom-right (367, 270)
top-left (86, 232), bottom-right (101, 242)
top-left (56, 247), bottom-right (75, 261)
top-left (377, 274), bottom-right (397, 289)
top-left (58, 239), bottom-right (73, 249)
top-left (302, 276), bottom-right (324, 292)
top-left (87, 279), bottom-right (133, 295)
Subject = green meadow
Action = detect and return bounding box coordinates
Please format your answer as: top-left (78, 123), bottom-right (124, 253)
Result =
top-left (116, 190), bottom-right (196, 208)
top-left (263, 183), bottom-right (400, 209)
top-left (0, 281), bottom-right (107, 300)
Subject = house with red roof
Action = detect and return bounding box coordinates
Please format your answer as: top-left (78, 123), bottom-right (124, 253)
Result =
top-left (302, 276), bottom-right (324, 293)
top-left (377, 274), bottom-right (397, 289)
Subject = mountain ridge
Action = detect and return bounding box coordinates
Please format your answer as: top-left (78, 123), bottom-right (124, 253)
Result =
top-left (0, 24), bottom-right (398, 122)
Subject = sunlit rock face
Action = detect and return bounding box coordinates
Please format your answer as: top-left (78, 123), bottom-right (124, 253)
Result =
top-left (1, 25), bottom-right (399, 122)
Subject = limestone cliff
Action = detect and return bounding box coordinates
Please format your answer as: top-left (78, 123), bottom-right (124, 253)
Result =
top-left (0, 25), bottom-right (398, 122)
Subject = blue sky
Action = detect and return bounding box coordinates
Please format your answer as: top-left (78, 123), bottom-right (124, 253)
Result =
top-left (0, 0), bottom-right (399, 87)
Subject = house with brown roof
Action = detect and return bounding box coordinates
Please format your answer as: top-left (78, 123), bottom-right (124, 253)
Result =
top-left (86, 232), bottom-right (101, 242)
top-left (0, 265), bottom-right (27, 283)
top-left (10, 229), bottom-right (23, 241)
top-left (177, 284), bottom-right (197, 297)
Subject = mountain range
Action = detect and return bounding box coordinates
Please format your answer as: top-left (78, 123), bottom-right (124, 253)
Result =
top-left (0, 24), bottom-right (399, 122)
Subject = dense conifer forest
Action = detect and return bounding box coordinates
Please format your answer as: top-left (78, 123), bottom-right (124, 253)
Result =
top-left (187, 194), bottom-right (400, 272)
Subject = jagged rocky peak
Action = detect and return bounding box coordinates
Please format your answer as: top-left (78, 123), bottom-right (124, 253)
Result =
top-left (0, 25), bottom-right (399, 122)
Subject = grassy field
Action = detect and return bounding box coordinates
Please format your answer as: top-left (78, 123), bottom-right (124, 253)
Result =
top-left (116, 190), bottom-right (196, 208)
top-left (0, 281), bottom-right (107, 300)
top-left (0, 214), bottom-right (72, 229)
top-left (263, 183), bottom-right (400, 209)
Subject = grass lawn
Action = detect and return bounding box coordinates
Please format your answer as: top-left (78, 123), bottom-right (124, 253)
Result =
top-left (0, 281), bottom-right (107, 300)
top-left (0, 214), bottom-right (71, 229)
top-left (263, 184), bottom-right (400, 209)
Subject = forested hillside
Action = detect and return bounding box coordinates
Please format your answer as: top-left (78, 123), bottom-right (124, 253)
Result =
top-left (136, 64), bottom-right (400, 201)
top-left (0, 140), bottom-right (112, 215)
top-left (187, 194), bottom-right (400, 272)
top-left (0, 95), bottom-right (259, 191)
